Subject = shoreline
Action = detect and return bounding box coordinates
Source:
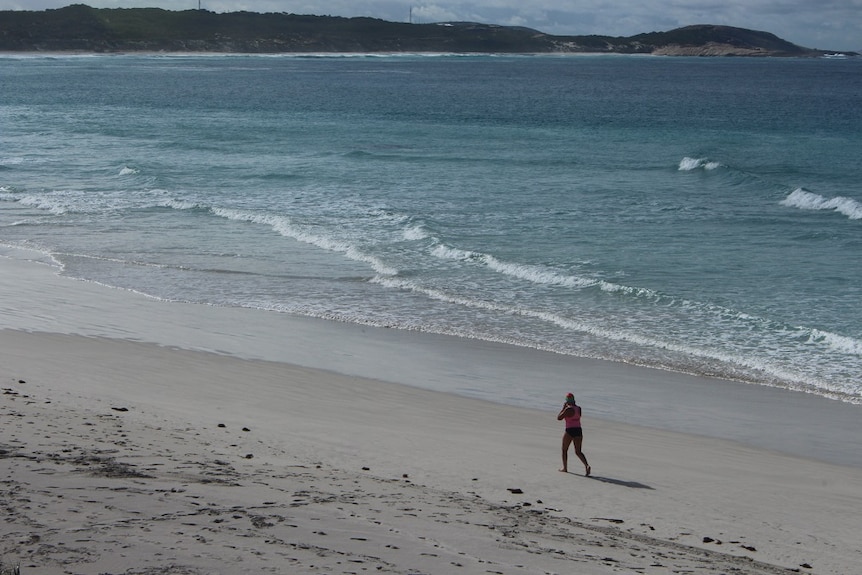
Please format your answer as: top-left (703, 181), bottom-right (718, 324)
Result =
top-left (0, 51), bottom-right (668, 62)
top-left (3, 329), bottom-right (861, 574)
top-left (1, 247), bottom-right (861, 469)
top-left (1, 50), bottom-right (851, 58)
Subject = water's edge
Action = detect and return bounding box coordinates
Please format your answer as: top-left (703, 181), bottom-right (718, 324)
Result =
top-left (2, 247), bottom-right (860, 468)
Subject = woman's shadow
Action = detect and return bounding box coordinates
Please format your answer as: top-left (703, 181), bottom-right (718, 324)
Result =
top-left (564, 472), bottom-right (653, 489)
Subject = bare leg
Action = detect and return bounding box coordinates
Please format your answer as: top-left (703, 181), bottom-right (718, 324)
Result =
top-left (573, 435), bottom-right (590, 476)
top-left (559, 433), bottom-right (572, 472)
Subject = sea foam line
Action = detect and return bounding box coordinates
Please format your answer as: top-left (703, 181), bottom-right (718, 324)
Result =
top-left (371, 274), bottom-right (836, 395)
top-left (16, 194), bottom-right (70, 215)
top-left (410, 241), bottom-right (861, 398)
top-left (74, 193), bottom-right (862, 398)
top-left (159, 199), bottom-right (399, 275)
top-left (3, 187), bottom-right (172, 215)
top-left (780, 188), bottom-right (862, 220)
top-left (430, 243), bottom-right (659, 297)
top-left (208, 206), bottom-right (398, 277)
top-left (430, 239), bottom-right (855, 357)
top-left (159, 198), bottom-right (398, 275)
top-left (431, 242), bottom-right (787, 337)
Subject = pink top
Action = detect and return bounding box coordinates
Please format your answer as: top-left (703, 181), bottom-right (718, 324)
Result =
top-left (563, 404), bottom-right (582, 428)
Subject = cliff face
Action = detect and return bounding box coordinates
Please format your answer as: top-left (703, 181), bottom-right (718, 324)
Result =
top-left (652, 43), bottom-right (783, 57)
top-left (0, 5), bottom-right (853, 57)
top-left (652, 42), bottom-right (784, 56)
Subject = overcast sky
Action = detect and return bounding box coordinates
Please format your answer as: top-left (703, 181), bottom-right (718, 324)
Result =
top-left (2, 1), bottom-right (860, 51)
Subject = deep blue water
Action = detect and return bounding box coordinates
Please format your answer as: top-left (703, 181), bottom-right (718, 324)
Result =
top-left (1, 53), bottom-right (861, 403)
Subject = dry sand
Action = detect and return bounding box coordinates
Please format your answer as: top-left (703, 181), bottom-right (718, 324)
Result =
top-left (3, 330), bottom-right (862, 575)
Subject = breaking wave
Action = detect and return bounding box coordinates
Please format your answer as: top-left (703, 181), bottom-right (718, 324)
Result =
top-left (678, 156), bottom-right (722, 171)
top-left (780, 189), bottom-right (862, 220)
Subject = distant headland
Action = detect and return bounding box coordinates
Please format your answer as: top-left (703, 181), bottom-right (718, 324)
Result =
top-left (0, 4), bottom-right (857, 57)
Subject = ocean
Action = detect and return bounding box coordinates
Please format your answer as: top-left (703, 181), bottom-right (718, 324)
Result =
top-left (2, 53), bottom-right (861, 409)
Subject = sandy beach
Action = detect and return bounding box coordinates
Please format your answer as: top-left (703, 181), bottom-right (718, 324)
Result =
top-left (3, 330), bottom-right (862, 575)
top-left (2, 253), bottom-right (862, 574)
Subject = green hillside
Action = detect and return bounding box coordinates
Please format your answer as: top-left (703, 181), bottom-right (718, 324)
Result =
top-left (0, 5), bottom-right (852, 56)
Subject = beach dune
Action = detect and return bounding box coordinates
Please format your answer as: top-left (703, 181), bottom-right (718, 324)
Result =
top-left (2, 329), bottom-right (861, 575)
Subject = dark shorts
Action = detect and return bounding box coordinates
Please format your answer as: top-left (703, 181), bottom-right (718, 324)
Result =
top-left (565, 427), bottom-right (583, 438)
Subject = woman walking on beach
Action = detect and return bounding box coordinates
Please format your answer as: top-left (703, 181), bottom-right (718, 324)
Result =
top-left (558, 393), bottom-right (591, 476)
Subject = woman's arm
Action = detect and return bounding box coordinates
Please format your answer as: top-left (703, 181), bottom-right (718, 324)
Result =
top-left (557, 405), bottom-right (573, 420)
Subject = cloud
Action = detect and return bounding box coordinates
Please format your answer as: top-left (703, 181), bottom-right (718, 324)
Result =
top-left (411, 4), bottom-right (460, 24)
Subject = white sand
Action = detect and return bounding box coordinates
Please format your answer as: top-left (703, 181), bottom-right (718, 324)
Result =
top-left (2, 330), bottom-right (862, 575)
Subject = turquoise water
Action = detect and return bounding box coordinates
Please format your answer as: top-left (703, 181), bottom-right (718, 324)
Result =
top-left (1, 53), bottom-right (861, 403)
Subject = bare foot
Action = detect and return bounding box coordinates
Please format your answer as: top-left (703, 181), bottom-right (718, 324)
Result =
top-left (559, 467), bottom-right (568, 473)
top-left (585, 465), bottom-right (591, 477)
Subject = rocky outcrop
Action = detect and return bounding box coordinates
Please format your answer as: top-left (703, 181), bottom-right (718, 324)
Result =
top-left (643, 25), bottom-right (832, 57)
top-left (652, 43), bottom-right (776, 57)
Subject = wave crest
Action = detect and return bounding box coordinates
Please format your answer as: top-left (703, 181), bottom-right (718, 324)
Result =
top-left (678, 156), bottom-right (721, 171)
top-left (429, 242), bottom-right (664, 296)
top-left (806, 328), bottom-right (862, 356)
top-left (209, 206), bottom-right (398, 277)
top-left (17, 194), bottom-right (69, 214)
top-left (780, 188), bottom-right (862, 220)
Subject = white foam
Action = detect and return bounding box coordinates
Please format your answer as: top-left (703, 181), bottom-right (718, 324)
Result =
top-left (376, 256), bottom-right (862, 401)
top-left (807, 328), bottom-right (862, 356)
top-left (431, 244), bottom-right (475, 260)
top-left (0, 243), bottom-right (64, 269)
top-left (481, 255), bottom-right (597, 289)
top-left (372, 274), bottom-right (780, 387)
top-left (17, 194), bottom-right (69, 215)
top-left (780, 188), bottom-right (862, 220)
top-left (159, 198), bottom-right (201, 211)
top-left (2, 187), bottom-right (165, 214)
top-left (403, 224), bottom-right (430, 241)
top-left (210, 206), bottom-right (398, 276)
top-left (678, 156), bottom-right (721, 171)
top-left (431, 242), bottom-right (659, 294)
top-left (119, 166), bottom-right (140, 176)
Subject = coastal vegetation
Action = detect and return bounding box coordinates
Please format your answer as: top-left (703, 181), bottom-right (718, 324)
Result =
top-left (0, 4), bottom-right (855, 56)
